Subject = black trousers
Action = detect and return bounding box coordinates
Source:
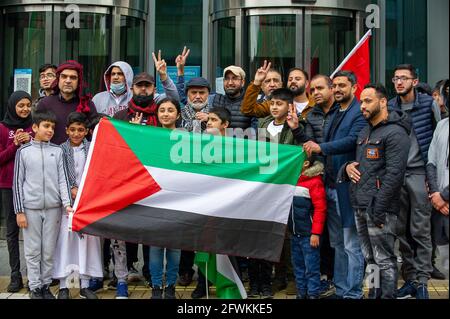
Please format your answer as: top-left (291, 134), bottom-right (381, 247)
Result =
top-left (248, 258), bottom-right (272, 288)
top-left (179, 250), bottom-right (195, 276)
top-left (320, 220), bottom-right (335, 280)
top-left (2, 189), bottom-right (21, 278)
top-left (125, 242), bottom-right (149, 273)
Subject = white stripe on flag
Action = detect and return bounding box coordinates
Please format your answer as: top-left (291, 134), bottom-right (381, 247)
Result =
top-left (216, 254), bottom-right (247, 299)
top-left (135, 166), bottom-right (294, 224)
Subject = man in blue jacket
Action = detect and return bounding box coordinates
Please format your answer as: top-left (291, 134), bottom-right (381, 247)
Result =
top-left (304, 71), bottom-right (367, 299)
top-left (389, 64), bottom-right (441, 299)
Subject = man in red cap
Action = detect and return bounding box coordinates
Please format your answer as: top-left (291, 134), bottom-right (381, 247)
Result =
top-left (37, 60), bottom-right (98, 145)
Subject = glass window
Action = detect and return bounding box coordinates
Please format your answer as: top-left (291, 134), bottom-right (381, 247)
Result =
top-left (2, 12), bottom-right (46, 115)
top-left (120, 16), bottom-right (145, 75)
top-left (310, 15), bottom-right (355, 78)
top-left (214, 17), bottom-right (235, 81)
top-left (385, 0), bottom-right (427, 97)
top-left (247, 15), bottom-right (296, 81)
top-left (59, 12), bottom-right (111, 95)
top-left (155, 0), bottom-right (203, 71)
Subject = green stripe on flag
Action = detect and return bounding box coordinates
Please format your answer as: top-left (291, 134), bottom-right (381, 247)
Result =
top-left (110, 119), bottom-right (305, 186)
top-left (194, 252), bottom-right (245, 299)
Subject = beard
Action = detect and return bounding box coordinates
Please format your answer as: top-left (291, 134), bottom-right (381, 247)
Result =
top-left (188, 98), bottom-right (208, 111)
top-left (225, 87), bottom-right (241, 97)
top-left (290, 85), bottom-right (306, 97)
top-left (335, 93), bottom-right (352, 104)
top-left (363, 105), bottom-right (381, 121)
top-left (397, 85), bottom-right (414, 97)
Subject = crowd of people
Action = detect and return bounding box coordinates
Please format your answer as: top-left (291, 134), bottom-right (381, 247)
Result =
top-left (0, 46), bottom-right (448, 300)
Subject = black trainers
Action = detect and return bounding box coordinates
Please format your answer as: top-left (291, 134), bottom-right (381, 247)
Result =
top-left (7, 276), bottom-right (24, 293)
top-left (164, 285), bottom-right (176, 299)
top-left (29, 288), bottom-right (43, 299)
top-left (247, 285), bottom-right (260, 298)
top-left (151, 286), bottom-right (163, 299)
top-left (58, 288), bottom-right (71, 299)
top-left (41, 285), bottom-right (55, 299)
top-left (191, 285), bottom-right (207, 299)
top-left (80, 288), bottom-right (98, 299)
top-left (431, 265), bottom-right (446, 280)
top-left (261, 286), bottom-right (273, 299)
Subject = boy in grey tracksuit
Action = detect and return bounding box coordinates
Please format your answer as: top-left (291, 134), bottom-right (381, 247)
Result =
top-left (13, 110), bottom-right (72, 299)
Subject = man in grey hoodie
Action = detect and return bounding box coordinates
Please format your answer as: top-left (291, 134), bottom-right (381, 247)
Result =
top-left (92, 61), bottom-right (135, 117)
top-left (93, 55), bottom-right (179, 118)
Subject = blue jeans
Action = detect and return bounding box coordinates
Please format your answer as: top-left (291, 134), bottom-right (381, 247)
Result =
top-left (327, 188), bottom-right (365, 299)
top-left (149, 247), bottom-right (181, 287)
top-left (291, 235), bottom-right (321, 297)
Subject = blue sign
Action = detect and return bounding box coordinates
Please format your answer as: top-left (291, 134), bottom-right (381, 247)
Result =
top-left (156, 66), bottom-right (201, 94)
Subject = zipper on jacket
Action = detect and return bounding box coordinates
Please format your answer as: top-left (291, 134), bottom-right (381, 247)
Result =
top-left (290, 203), bottom-right (297, 236)
top-left (41, 143), bottom-right (46, 209)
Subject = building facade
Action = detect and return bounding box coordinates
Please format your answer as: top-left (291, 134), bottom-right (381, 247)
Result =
top-left (0, 0), bottom-right (448, 110)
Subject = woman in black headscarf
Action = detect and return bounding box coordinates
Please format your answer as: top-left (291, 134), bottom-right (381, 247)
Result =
top-left (0, 90), bottom-right (33, 293)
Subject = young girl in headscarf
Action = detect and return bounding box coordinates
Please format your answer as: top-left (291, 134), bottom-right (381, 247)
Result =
top-left (0, 91), bottom-right (33, 293)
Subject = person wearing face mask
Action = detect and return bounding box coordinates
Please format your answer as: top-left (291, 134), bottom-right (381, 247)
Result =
top-left (92, 62), bottom-right (135, 117)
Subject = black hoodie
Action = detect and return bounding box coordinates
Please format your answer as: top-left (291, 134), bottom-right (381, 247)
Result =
top-left (337, 109), bottom-right (412, 226)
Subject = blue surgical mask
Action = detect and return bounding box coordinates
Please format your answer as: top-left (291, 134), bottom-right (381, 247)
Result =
top-left (110, 82), bottom-right (127, 95)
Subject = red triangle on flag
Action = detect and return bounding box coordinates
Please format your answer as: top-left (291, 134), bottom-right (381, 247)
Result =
top-left (71, 119), bottom-right (161, 232)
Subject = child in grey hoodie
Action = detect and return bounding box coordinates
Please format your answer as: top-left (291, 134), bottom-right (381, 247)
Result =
top-left (13, 109), bottom-right (72, 299)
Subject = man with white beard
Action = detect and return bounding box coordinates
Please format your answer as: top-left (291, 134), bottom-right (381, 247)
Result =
top-left (181, 77), bottom-right (211, 133)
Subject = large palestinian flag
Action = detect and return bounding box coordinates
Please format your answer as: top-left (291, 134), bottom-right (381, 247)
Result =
top-left (70, 118), bottom-right (305, 262)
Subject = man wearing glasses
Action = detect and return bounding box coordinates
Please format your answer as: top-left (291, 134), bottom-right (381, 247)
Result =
top-left (388, 64), bottom-right (441, 299)
top-left (33, 64), bottom-right (57, 111)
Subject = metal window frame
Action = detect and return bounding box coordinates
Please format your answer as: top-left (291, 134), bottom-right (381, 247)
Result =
top-left (210, 6), bottom-right (360, 86)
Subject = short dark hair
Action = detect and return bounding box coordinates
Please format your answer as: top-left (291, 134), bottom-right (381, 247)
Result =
top-left (267, 68), bottom-right (283, 79)
top-left (33, 109), bottom-right (57, 126)
top-left (209, 107), bottom-right (231, 125)
top-left (364, 83), bottom-right (388, 100)
top-left (88, 114), bottom-right (108, 130)
top-left (39, 64), bottom-right (57, 74)
top-left (333, 70), bottom-right (357, 86)
top-left (288, 68), bottom-right (309, 81)
top-left (270, 88), bottom-right (294, 104)
top-left (66, 112), bottom-right (88, 128)
top-left (157, 98), bottom-right (181, 115)
top-left (433, 80), bottom-right (446, 94)
top-left (311, 74), bottom-right (333, 88)
top-left (306, 153), bottom-right (318, 166)
top-left (394, 64), bottom-right (418, 79)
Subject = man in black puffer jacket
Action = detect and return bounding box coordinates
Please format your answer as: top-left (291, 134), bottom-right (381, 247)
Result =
top-left (338, 84), bottom-right (411, 299)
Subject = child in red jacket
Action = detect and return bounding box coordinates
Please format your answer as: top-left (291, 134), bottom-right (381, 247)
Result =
top-left (288, 155), bottom-right (327, 299)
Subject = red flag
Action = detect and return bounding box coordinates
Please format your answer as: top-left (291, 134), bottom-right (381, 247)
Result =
top-left (331, 30), bottom-right (372, 100)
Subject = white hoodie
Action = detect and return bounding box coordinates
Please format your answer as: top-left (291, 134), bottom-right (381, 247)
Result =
top-left (93, 61), bottom-right (134, 117)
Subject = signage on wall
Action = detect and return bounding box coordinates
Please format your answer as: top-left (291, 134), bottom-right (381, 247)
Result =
top-left (156, 66), bottom-right (201, 94)
top-left (14, 69), bottom-right (32, 95)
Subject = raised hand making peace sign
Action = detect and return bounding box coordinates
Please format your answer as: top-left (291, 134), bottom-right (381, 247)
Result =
top-left (254, 60), bottom-right (272, 86)
top-left (175, 46), bottom-right (190, 76)
top-left (152, 50), bottom-right (168, 81)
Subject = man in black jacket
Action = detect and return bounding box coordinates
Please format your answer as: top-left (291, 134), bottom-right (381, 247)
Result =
top-left (339, 84), bottom-right (411, 299)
